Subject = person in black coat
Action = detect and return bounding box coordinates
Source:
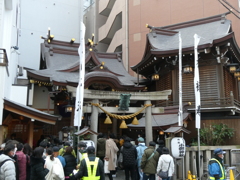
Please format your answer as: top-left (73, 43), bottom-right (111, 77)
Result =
top-left (74, 146), bottom-right (105, 180)
top-left (156, 140), bottom-right (165, 156)
top-left (30, 147), bottom-right (49, 180)
top-left (63, 146), bottom-right (77, 178)
top-left (122, 137), bottom-right (137, 180)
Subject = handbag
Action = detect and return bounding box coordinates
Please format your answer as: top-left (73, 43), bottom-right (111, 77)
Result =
top-left (104, 159), bottom-right (110, 173)
top-left (157, 161), bottom-right (171, 179)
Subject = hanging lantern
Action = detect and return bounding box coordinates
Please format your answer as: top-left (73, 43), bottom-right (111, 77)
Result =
top-left (183, 65), bottom-right (193, 74)
top-left (131, 117), bottom-right (139, 125)
top-left (227, 63), bottom-right (239, 73)
top-left (159, 130), bottom-right (164, 135)
top-left (104, 116), bottom-right (112, 124)
top-left (65, 105), bottom-right (73, 113)
top-left (151, 73), bottom-right (159, 81)
top-left (234, 71), bottom-right (240, 77)
top-left (119, 120), bottom-right (128, 129)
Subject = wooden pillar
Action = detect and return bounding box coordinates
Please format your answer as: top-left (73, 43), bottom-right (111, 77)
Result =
top-left (145, 100), bottom-right (152, 145)
top-left (192, 151), bottom-right (197, 176)
top-left (185, 150), bottom-right (190, 177)
top-left (0, 126), bottom-right (4, 144)
top-left (28, 121), bottom-right (34, 147)
top-left (205, 150), bottom-right (211, 168)
top-left (225, 149), bottom-right (230, 166)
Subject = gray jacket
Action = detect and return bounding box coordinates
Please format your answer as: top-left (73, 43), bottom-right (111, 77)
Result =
top-left (0, 154), bottom-right (16, 180)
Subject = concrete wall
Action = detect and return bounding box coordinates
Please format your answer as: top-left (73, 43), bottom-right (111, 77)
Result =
top-left (10, 85), bottom-right (28, 105)
top-left (18, 0), bottom-right (80, 70)
top-left (32, 86), bottom-right (54, 114)
top-left (0, 0), bottom-right (21, 125)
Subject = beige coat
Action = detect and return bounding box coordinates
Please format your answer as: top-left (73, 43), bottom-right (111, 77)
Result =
top-left (105, 138), bottom-right (119, 171)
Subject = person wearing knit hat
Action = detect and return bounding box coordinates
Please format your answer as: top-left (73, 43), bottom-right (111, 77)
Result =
top-left (141, 141), bottom-right (159, 180)
top-left (52, 146), bottom-right (66, 168)
top-left (156, 140), bottom-right (165, 156)
top-left (208, 148), bottom-right (226, 180)
top-left (74, 146), bottom-right (105, 180)
top-left (136, 137), bottom-right (147, 180)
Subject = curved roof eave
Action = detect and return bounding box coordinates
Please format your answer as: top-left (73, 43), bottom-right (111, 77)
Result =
top-left (84, 75), bottom-right (144, 91)
top-left (27, 71), bottom-right (51, 81)
top-left (132, 33), bottom-right (236, 72)
top-left (51, 75), bottom-right (145, 91)
top-left (4, 98), bottom-right (59, 124)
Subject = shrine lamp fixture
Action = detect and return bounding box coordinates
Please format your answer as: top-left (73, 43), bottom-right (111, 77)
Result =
top-left (159, 130), bottom-right (164, 135)
top-left (151, 73), bottom-right (159, 81)
top-left (183, 64), bottom-right (193, 74)
top-left (152, 65), bottom-right (160, 81)
top-left (226, 63), bottom-right (239, 73)
top-left (65, 104), bottom-right (73, 113)
top-left (234, 69), bottom-right (240, 77)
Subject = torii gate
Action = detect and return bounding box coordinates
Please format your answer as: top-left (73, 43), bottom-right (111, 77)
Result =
top-left (67, 86), bottom-right (172, 145)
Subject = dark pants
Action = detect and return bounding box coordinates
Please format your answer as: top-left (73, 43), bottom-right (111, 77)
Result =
top-left (143, 173), bottom-right (156, 180)
top-left (107, 170), bottom-right (114, 180)
top-left (124, 166), bottom-right (136, 180)
top-left (162, 177), bottom-right (171, 180)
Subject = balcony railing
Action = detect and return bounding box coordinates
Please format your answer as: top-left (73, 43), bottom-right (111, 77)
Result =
top-left (0, 48), bottom-right (9, 76)
top-left (156, 92), bottom-right (240, 111)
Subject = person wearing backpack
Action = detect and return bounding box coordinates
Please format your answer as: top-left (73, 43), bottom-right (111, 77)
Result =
top-left (59, 142), bottom-right (76, 158)
top-left (136, 137), bottom-right (147, 180)
top-left (30, 147), bottom-right (49, 180)
top-left (63, 146), bottom-right (77, 179)
top-left (0, 142), bottom-right (16, 180)
top-left (122, 137), bottom-right (137, 180)
top-left (45, 147), bottom-right (65, 180)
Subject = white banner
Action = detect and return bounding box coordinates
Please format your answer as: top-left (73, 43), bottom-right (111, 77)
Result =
top-left (74, 22), bottom-right (86, 127)
top-left (194, 34), bottom-right (201, 129)
top-left (178, 32), bottom-right (183, 126)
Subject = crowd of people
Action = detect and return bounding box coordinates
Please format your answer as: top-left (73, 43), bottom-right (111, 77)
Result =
top-left (0, 135), bottom-right (80, 180)
top-left (0, 133), bottom-right (175, 180)
top-left (0, 132), bottom-right (226, 180)
top-left (96, 133), bottom-right (175, 180)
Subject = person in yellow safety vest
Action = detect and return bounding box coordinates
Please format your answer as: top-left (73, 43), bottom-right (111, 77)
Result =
top-left (59, 142), bottom-right (76, 158)
top-left (74, 146), bottom-right (105, 180)
top-left (76, 142), bottom-right (88, 169)
top-left (208, 148), bottom-right (226, 180)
